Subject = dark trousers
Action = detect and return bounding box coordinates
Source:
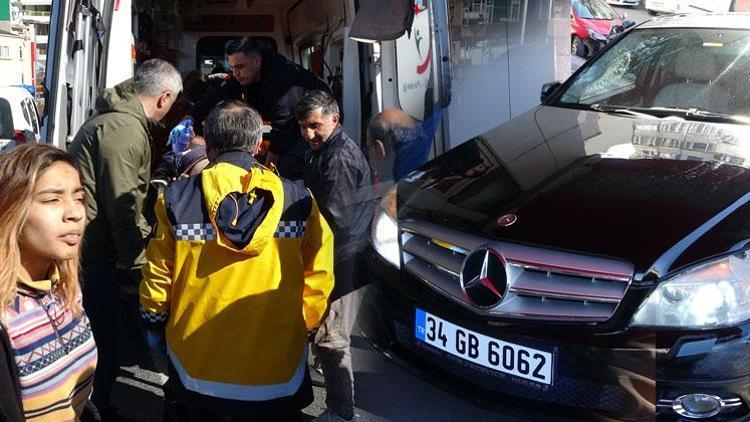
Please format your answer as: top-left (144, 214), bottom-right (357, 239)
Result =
top-left (312, 254), bottom-right (362, 419)
top-left (164, 361), bottom-right (312, 422)
top-left (81, 260), bottom-right (123, 410)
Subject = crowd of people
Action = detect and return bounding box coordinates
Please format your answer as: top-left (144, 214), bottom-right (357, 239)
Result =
top-left (0, 36), bottom-right (435, 422)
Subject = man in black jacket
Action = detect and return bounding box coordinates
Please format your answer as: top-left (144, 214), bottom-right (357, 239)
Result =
top-left (186, 37), bottom-right (330, 180)
top-left (297, 90), bottom-right (375, 422)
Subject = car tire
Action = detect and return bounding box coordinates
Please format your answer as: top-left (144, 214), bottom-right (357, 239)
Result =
top-left (572, 36), bottom-right (587, 58)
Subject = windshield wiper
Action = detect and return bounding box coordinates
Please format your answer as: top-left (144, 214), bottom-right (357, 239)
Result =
top-left (590, 104), bottom-right (750, 124)
top-left (589, 104), bottom-right (659, 119)
top-left (650, 107), bottom-right (750, 124)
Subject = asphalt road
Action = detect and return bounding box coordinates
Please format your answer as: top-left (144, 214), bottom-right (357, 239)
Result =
top-left (610, 4), bottom-right (651, 25)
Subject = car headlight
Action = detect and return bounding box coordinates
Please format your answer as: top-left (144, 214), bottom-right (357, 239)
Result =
top-left (587, 29), bottom-right (606, 41)
top-left (631, 253), bottom-right (750, 328)
top-left (370, 186), bottom-right (400, 268)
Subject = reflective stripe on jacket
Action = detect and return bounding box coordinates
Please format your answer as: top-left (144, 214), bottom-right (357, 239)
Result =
top-left (139, 150), bottom-right (334, 401)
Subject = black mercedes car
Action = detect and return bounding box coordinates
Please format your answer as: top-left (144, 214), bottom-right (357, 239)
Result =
top-left (361, 14), bottom-right (750, 421)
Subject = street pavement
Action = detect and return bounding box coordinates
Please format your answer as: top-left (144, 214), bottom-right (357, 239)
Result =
top-left (611, 4), bottom-right (651, 25)
top-left (303, 330), bottom-right (528, 421)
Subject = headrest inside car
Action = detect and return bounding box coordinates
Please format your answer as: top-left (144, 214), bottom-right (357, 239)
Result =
top-left (674, 49), bottom-right (718, 82)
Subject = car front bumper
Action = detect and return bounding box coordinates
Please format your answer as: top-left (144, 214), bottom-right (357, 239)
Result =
top-left (359, 246), bottom-right (750, 421)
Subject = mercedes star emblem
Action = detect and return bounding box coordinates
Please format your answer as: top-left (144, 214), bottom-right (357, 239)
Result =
top-left (497, 214), bottom-right (518, 227)
top-left (460, 247), bottom-right (509, 308)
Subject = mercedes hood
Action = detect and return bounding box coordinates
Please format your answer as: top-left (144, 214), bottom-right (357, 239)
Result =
top-left (398, 106), bottom-right (750, 275)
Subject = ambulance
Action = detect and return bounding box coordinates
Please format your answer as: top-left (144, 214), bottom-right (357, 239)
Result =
top-left (41, 0), bottom-right (567, 164)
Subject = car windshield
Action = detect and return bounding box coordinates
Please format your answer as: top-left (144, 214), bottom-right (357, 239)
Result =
top-left (573, 0), bottom-right (618, 20)
top-left (556, 27), bottom-right (750, 118)
top-left (0, 99), bottom-right (13, 139)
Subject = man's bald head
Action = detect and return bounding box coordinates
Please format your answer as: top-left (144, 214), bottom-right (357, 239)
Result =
top-left (366, 109), bottom-right (422, 183)
top-left (374, 109), bottom-right (418, 128)
top-left (367, 109), bottom-right (418, 159)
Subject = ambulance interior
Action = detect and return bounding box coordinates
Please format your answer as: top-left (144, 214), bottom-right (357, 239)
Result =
top-left (47, 0), bottom-right (441, 155)
top-left (138, 0), bottom-right (365, 143)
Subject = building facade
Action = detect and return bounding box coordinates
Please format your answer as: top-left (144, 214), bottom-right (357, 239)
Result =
top-left (0, 0), bottom-right (34, 86)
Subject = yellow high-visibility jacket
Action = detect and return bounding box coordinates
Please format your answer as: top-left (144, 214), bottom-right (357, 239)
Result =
top-left (139, 151), bottom-right (334, 401)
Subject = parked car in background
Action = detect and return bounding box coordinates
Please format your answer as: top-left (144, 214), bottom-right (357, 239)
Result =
top-left (572, 0), bottom-right (624, 58)
top-left (0, 86), bottom-right (41, 151)
top-left (646, 1), bottom-right (750, 16)
top-left (645, 0), bottom-right (686, 14)
top-left (688, 0), bottom-right (750, 12)
top-left (363, 14), bottom-right (750, 421)
top-left (607, 0), bottom-right (640, 7)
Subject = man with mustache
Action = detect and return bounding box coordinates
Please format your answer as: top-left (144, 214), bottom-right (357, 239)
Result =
top-left (297, 90), bottom-right (375, 422)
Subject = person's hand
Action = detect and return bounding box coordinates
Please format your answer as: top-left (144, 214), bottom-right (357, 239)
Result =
top-left (207, 72), bottom-right (229, 81)
top-left (168, 118), bottom-right (194, 154)
top-left (265, 151), bottom-right (281, 167)
top-left (189, 135), bottom-right (206, 148)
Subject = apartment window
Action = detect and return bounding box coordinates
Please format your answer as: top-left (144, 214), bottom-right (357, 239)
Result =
top-left (688, 142), bottom-right (709, 152)
top-left (0, 46), bottom-right (11, 59)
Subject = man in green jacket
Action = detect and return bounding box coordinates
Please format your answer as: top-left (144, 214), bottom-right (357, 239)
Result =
top-left (68, 58), bottom-right (182, 417)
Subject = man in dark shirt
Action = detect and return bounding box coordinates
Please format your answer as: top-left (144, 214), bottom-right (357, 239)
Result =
top-left (366, 107), bottom-right (442, 185)
top-left (297, 90), bottom-right (375, 422)
top-left (186, 37), bottom-right (330, 180)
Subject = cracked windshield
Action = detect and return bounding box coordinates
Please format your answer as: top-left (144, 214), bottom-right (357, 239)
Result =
top-left (560, 27), bottom-right (750, 117)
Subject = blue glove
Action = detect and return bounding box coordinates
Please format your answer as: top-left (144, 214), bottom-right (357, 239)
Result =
top-left (146, 329), bottom-right (166, 352)
top-left (168, 118), bottom-right (194, 154)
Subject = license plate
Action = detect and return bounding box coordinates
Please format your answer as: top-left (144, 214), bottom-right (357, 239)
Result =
top-left (414, 308), bottom-right (554, 385)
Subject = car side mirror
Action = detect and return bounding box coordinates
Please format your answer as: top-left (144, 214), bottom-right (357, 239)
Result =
top-left (540, 81), bottom-right (562, 103)
top-left (610, 20), bottom-right (636, 39)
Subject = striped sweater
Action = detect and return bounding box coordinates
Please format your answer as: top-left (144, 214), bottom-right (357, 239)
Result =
top-left (2, 268), bottom-right (97, 421)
